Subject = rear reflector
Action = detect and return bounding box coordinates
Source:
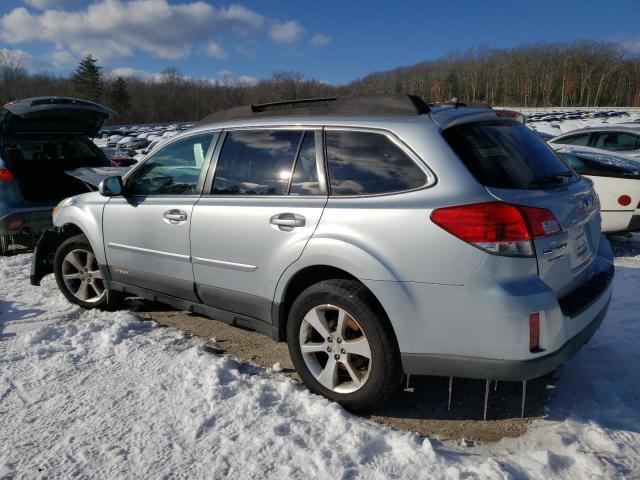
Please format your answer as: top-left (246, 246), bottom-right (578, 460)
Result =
top-left (0, 168), bottom-right (13, 182)
top-left (529, 312), bottom-right (540, 352)
top-left (7, 219), bottom-right (22, 231)
top-left (430, 202), bottom-right (561, 257)
top-left (618, 195), bottom-right (632, 207)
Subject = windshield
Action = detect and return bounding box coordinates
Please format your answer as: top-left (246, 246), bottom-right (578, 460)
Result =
top-left (443, 121), bottom-right (575, 189)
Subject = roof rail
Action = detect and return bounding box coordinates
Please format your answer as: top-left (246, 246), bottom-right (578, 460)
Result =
top-left (199, 94), bottom-right (430, 124)
top-left (250, 97), bottom-right (338, 112)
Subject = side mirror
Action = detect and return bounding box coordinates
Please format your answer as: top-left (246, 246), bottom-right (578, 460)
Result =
top-left (98, 176), bottom-right (124, 197)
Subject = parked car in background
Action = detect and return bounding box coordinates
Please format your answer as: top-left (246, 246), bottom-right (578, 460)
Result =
top-left (551, 144), bottom-right (640, 233)
top-left (118, 137), bottom-right (150, 150)
top-left (550, 126), bottom-right (640, 158)
top-left (31, 95), bottom-right (613, 411)
top-left (101, 147), bottom-right (138, 167)
top-left (0, 97), bottom-right (114, 254)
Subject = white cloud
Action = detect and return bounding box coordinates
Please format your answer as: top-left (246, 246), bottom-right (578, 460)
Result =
top-left (1, 1), bottom-right (305, 66)
top-left (237, 74), bottom-right (258, 85)
top-left (107, 66), bottom-right (163, 81)
top-left (205, 41), bottom-right (227, 60)
top-left (623, 36), bottom-right (640, 53)
top-left (310, 33), bottom-right (330, 47)
top-left (51, 48), bottom-right (75, 67)
top-left (214, 69), bottom-right (258, 86)
top-left (0, 47), bottom-right (34, 70)
top-left (269, 20), bottom-right (303, 43)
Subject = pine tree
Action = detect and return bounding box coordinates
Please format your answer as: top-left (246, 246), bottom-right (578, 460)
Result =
top-left (108, 76), bottom-right (132, 118)
top-left (71, 54), bottom-right (103, 102)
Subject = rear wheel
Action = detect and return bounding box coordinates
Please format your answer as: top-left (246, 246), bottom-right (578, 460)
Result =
top-left (53, 234), bottom-right (122, 309)
top-left (287, 279), bottom-right (402, 412)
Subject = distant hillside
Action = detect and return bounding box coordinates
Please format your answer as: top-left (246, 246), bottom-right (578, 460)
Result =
top-left (1, 40), bottom-right (638, 124)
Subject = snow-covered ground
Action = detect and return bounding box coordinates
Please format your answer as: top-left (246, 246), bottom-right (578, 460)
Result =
top-left (1, 250), bottom-right (639, 479)
top-left (527, 111), bottom-right (640, 137)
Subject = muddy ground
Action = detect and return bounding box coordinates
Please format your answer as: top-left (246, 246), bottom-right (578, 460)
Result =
top-left (131, 301), bottom-right (553, 443)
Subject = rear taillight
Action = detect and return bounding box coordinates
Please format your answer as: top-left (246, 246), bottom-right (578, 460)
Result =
top-left (0, 168), bottom-right (13, 182)
top-left (431, 202), bottom-right (561, 257)
top-left (7, 219), bottom-right (22, 231)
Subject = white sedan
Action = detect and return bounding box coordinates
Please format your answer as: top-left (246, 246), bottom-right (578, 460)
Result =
top-left (551, 144), bottom-right (640, 233)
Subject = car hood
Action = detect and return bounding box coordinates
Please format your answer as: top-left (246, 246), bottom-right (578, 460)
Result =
top-left (65, 166), bottom-right (129, 189)
top-left (0, 97), bottom-right (116, 137)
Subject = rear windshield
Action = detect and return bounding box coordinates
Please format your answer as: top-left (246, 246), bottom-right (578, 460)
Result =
top-left (443, 121), bottom-right (574, 189)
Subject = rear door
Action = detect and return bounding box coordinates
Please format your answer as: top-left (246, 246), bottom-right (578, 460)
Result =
top-left (443, 120), bottom-right (601, 297)
top-left (190, 128), bottom-right (327, 322)
top-left (103, 131), bottom-right (216, 300)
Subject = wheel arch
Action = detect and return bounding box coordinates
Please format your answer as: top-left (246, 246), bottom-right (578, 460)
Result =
top-left (54, 206), bottom-right (106, 265)
top-left (272, 261), bottom-right (412, 348)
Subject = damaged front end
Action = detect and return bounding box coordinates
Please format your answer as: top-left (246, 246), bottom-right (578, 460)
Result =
top-left (30, 227), bottom-right (73, 286)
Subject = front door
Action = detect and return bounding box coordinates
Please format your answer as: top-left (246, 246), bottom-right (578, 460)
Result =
top-left (103, 132), bottom-right (217, 300)
top-left (190, 128), bottom-right (327, 322)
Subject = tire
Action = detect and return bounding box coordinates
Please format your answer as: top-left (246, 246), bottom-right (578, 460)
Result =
top-left (287, 279), bottom-right (402, 412)
top-left (53, 234), bottom-right (122, 310)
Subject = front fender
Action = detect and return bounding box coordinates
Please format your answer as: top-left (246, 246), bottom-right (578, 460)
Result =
top-left (53, 192), bottom-right (108, 264)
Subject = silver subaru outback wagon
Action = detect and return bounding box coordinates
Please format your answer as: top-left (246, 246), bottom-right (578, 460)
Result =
top-left (31, 95), bottom-right (614, 411)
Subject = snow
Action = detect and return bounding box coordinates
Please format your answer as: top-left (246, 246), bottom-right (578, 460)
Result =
top-left (527, 111), bottom-right (640, 138)
top-left (1, 248), bottom-right (640, 478)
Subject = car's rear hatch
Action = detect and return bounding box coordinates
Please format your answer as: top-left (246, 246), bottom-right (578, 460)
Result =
top-left (0, 97), bottom-right (115, 137)
top-left (0, 97), bottom-right (116, 205)
top-left (438, 112), bottom-right (601, 298)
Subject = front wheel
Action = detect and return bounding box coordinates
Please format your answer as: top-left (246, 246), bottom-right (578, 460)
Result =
top-left (53, 234), bottom-right (122, 309)
top-left (287, 279), bottom-right (402, 412)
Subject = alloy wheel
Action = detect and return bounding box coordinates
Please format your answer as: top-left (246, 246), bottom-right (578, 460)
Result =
top-left (61, 248), bottom-right (106, 304)
top-left (298, 304), bottom-right (372, 394)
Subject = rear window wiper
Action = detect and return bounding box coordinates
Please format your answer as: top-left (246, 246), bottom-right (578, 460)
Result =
top-left (528, 171), bottom-right (575, 187)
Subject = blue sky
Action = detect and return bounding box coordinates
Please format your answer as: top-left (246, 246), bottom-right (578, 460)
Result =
top-left (1, 0), bottom-right (639, 85)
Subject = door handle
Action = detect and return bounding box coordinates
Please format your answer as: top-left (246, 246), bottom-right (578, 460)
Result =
top-left (163, 209), bottom-right (188, 224)
top-left (270, 213), bottom-right (306, 231)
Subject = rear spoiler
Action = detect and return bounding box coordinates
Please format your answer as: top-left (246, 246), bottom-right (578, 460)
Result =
top-left (430, 108), bottom-right (525, 130)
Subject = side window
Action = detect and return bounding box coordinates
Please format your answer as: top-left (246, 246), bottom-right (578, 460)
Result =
top-left (558, 152), bottom-right (586, 171)
top-left (126, 133), bottom-right (213, 195)
top-left (594, 132), bottom-right (638, 151)
top-left (325, 130), bottom-right (427, 196)
top-left (212, 130), bottom-right (301, 195)
top-left (554, 134), bottom-right (590, 146)
top-left (290, 132), bottom-right (321, 195)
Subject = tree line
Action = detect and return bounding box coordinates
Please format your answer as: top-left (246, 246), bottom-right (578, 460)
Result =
top-left (1, 40), bottom-right (639, 125)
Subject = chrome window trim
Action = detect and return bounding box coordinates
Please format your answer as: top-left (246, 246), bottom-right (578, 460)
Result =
top-left (322, 126), bottom-right (437, 199)
top-left (202, 126), bottom-right (327, 198)
top-left (123, 129), bottom-right (221, 197)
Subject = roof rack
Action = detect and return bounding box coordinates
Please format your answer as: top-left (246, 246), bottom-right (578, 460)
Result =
top-left (199, 94), bottom-right (430, 124)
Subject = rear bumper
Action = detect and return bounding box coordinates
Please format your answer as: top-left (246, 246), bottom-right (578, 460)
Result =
top-left (0, 208), bottom-right (53, 236)
top-left (372, 235), bottom-right (615, 382)
top-left (402, 295), bottom-right (610, 381)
